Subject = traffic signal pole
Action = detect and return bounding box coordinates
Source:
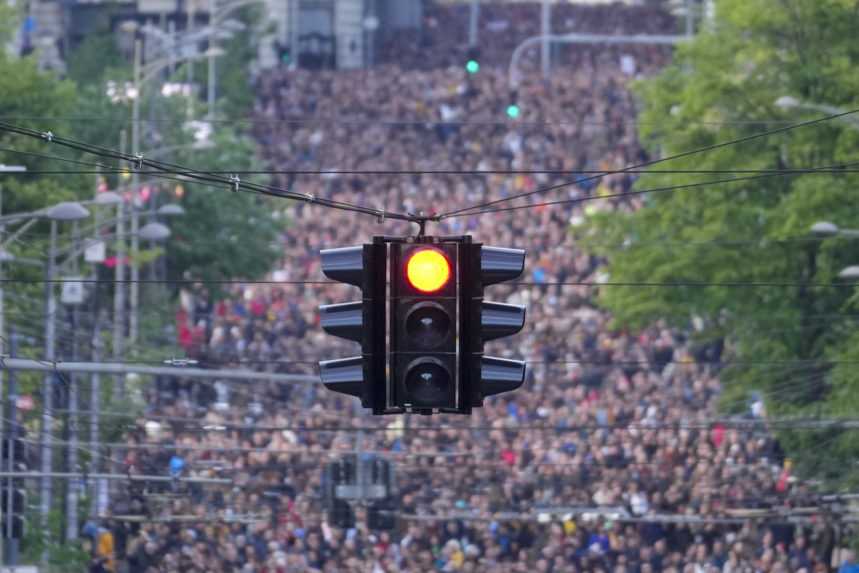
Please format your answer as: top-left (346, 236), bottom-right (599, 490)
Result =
top-left (3, 329), bottom-right (19, 566)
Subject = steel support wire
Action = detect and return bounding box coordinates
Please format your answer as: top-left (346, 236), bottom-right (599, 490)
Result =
top-left (440, 106), bottom-right (859, 219)
top-left (0, 121), bottom-right (416, 223)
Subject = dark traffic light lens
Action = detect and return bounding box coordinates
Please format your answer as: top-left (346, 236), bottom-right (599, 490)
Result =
top-left (405, 358), bottom-right (451, 405)
top-left (405, 302), bottom-right (451, 349)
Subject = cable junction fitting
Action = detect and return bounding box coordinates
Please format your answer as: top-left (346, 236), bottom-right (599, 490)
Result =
top-left (304, 193), bottom-right (315, 203)
top-left (134, 154), bottom-right (144, 170)
top-left (229, 174), bottom-right (241, 192)
top-left (41, 131), bottom-right (54, 142)
top-left (163, 357), bottom-right (199, 367)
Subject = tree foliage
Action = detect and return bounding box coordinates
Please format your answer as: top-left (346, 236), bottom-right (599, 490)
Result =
top-left (579, 0), bottom-right (859, 487)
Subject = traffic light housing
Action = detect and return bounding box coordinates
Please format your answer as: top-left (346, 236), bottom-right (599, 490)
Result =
top-left (318, 243), bottom-right (386, 413)
top-left (462, 246), bottom-right (527, 407)
top-left (1, 438), bottom-right (29, 539)
top-left (506, 89), bottom-right (520, 119)
top-left (323, 457), bottom-right (356, 528)
top-left (465, 46), bottom-right (481, 74)
top-left (390, 242), bottom-right (459, 411)
top-left (318, 237), bottom-right (526, 415)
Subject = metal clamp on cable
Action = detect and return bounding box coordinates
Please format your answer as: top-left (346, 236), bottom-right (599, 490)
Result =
top-left (377, 208), bottom-right (386, 224)
top-left (230, 174), bottom-right (241, 193)
top-left (304, 193), bottom-right (315, 203)
top-left (134, 154), bottom-right (144, 170)
top-left (41, 131), bottom-right (54, 142)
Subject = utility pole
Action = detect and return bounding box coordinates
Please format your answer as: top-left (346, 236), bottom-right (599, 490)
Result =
top-left (4, 329), bottom-right (19, 566)
top-left (0, 185), bottom-right (5, 426)
top-left (207, 0), bottom-right (217, 117)
top-left (685, 0), bottom-right (694, 37)
top-left (187, 0), bottom-right (196, 117)
top-left (90, 317), bottom-right (102, 518)
top-left (541, 0), bottom-right (551, 80)
top-left (468, 0), bottom-right (479, 47)
top-left (114, 129), bottom-right (127, 399)
top-left (130, 39), bottom-right (142, 350)
top-left (40, 220), bottom-right (58, 552)
top-left (0, 165), bottom-right (27, 420)
top-left (65, 223), bottom-right (80, 541)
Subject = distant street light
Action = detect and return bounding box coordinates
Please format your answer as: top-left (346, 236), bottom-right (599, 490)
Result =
top-left (810, 221), bottom-right (859, 239)
top-left (94, 191), bottom-right (123, 206)
top-left (138, 221), bottom-right (171, 242)
top-left (838, 266), bottom-right (859, 280)
top-left (45, 202), bottom-right (90, 222)
top-left (775, 96), bottom-right (859, 130)
top-left (157, 203), bottom-right (185, 217)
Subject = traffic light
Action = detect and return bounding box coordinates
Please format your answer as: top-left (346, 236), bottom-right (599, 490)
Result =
top-left (318, 243), bottom-right (386, 413)
top-left (323, 457), bottom-right (356, 528)
top-left (465, 46), bottom-right (481, 74)
top-left (390, 242), bottom-right (459, 411)
top-left (368, 499), bottom-right (397, 531)
top-left (506, 89), bottom-right (520, 119)
top-left (318, 237), bottom-right (526, 415)
top-left (1, 438), bottom-right (29, 539)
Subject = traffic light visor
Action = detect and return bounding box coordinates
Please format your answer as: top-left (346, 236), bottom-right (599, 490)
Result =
top-left (406, 248), bottom-right (451, 293)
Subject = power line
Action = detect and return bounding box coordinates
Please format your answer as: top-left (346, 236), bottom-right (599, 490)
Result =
top-left (0, 114), bottom-right (811, 128)
top-left (440, 106), bottom-right (859, 218)
top-left (38, 409), bottom-right (859, 434)
top-left (6, 168), bottom-right (859, 176)
top-left (1, 277), bottom-right (857, 287)
top-left (0, 122), bottom-right (416, 223)
top-left (445, 160), bottom-right (859, 217)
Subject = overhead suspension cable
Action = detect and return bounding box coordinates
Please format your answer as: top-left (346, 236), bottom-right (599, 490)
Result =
top-left (439, 107), bottom-right (859, 218)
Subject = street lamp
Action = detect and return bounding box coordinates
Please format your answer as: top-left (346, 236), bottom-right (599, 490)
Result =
top-left (128, 40), bottom-right (225, 347)
top-left (839, 266), bottom-right (859, 280)
top-left (138, 221), bottom-right (171, 241)
top-left (40, 201), bottom-right (90, 542)
top-left (810, 221), bottom-right (859, 239)
top-left (775, 96), bottom-right (859, 130)
top-left (810, 221), bottom-right (839, 238)
top-left (94, 191), bottom-right (123, 206)
top-left (812, 221), bottom-right (859, 281)
top-left (157, 204), bottom-right (185, 217)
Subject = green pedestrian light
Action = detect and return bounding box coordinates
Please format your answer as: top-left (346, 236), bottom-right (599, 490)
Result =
top-left (466, 60), bottom-right (480, 74)
top-left (506, 104), bottom-right (520, 119)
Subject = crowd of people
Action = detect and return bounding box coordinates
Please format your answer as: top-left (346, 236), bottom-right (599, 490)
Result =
top-left (96, 2), bottom-right (856, 572)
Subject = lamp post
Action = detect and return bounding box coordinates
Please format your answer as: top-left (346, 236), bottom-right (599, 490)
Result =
top-left (0, 164), bottom-right (26, 422)
top-left (508, 33), bottom-right (686, 91)
top-left (128, 40), bottom-right (224, 349)
top-left (39, 201), bottom-right (90, 549)
top-left (205, 0), bottom-right (253, 118)
top-left (810, 221), bottom-right (859, 281)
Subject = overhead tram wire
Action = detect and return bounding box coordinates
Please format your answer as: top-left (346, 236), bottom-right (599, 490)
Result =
top-left (439, 106), bottom-right (859, 219)
top-left (6, 167), bottom-right (859, 176)
top-left (6, 145), bottom-right (858, 180)
top-left (444, 160), bottom-right (859, 217)
top-left (35, 356), bottom-right (859, 368)
top-left (2, 274), bottom-right (859, 288)
top-left (0, 114), bottom-right (811, 128)
top-left (0, 121), bottom-right (416, 224)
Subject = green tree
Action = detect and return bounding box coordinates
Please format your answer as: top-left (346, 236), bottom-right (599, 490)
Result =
top-left (579, 0), bottom-right (859, 487)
